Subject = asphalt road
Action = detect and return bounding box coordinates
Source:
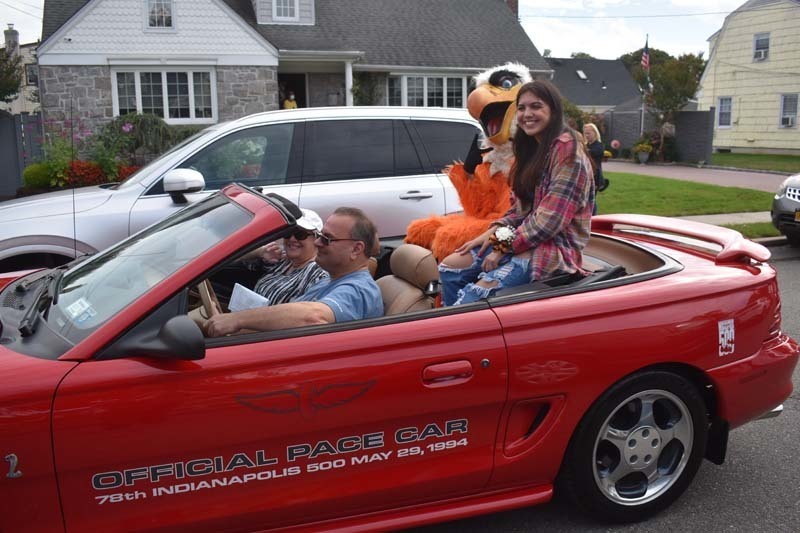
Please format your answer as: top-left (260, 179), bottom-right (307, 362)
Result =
top-left (416, 243), bottom-right (800, 533)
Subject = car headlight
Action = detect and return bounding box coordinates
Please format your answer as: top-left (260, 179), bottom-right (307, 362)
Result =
top-left (775, 177), bottom-right (791, 199)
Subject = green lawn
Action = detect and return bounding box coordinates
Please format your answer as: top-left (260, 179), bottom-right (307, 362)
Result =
top-left (721, 222), bottom-right (781, 238)
top-left (710, 153), bottom-right (800, 174)
top-left (597, 172), bottom-right (774, 216)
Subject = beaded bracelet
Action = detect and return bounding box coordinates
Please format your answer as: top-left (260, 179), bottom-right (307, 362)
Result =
top-left (489, 225), bottom-right (515, 254)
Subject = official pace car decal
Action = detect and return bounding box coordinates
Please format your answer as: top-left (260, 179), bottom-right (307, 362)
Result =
top-left (90, 418), bottom-right (469, 505)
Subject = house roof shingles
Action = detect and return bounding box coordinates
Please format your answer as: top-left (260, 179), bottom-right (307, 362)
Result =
top-left (546, 57), bottom-right (641, 108)
top-left (42, 0), bottom-right (550, 73)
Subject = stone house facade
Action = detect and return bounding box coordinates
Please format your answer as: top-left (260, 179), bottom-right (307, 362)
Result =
top-left (38, 0), bottom-right (550, 135)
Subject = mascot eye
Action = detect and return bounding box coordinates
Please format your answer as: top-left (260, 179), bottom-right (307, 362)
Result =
top-left (501, 78), bottom-right (514, 89)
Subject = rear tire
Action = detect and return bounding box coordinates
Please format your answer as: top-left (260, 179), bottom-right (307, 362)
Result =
top-left (558, 371), bottom-right (707, 523)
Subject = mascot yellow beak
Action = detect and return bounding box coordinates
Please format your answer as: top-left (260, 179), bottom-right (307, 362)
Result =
top-left (467, 82), bottom-right (522, 146)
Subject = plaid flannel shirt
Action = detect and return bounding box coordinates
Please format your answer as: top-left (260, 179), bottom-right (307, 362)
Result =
top-left (494, 132), bottom-right (595, 281)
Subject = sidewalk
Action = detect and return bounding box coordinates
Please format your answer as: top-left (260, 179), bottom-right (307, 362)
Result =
top-left (605, 160), bottom-right (787, 193)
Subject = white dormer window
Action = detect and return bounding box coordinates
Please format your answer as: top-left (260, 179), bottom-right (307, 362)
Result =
top-left (146, 0), bottom-right (173, 29)
top-left (753, 32), bottom-right (769, 61)
top-left (576, 70), bottom-right (588, 80)
top-left (273, 0), bottom-right (300, 22)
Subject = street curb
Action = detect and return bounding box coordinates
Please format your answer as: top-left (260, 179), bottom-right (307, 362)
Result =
top-left (753, 236), bottom-right (787, 247)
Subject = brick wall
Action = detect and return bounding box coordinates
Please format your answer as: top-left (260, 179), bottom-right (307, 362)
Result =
top-left (216, 66), bottom-right (279, 121)
top-left (39, 65), bottom-right (114, 137)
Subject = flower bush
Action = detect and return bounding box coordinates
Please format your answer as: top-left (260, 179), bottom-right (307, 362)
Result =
top-left (22, 113), bottom-right (199, 196)
top-left (67, 161), bottom-right (107, 187)
top-left (633, 142), bottom-right (653, 154)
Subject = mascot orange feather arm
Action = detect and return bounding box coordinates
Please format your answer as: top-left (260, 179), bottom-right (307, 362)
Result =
top-left (405, 63), bottom-right (532, 260)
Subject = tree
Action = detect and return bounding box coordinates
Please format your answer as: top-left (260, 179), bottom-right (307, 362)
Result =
top-left (570, 52), bottom-right (595, 59)
top-left (0, 47), bottom-right (24, 104)
top-left (618, 47), bottom-right (706, 160)
top-left (618, 46), bottom-right (672, 88)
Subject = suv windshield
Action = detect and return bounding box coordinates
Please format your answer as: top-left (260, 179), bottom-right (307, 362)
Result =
top-left (47, 194), bottom-right (251, 344)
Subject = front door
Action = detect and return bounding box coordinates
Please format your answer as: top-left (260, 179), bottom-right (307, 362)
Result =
top-left (52, 310), bottom-right (508, 531)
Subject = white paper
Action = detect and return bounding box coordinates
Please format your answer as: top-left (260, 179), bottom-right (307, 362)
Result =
top-left (228, 283), bottom-right (270, 312)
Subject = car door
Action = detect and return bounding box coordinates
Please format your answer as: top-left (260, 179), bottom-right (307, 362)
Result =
top-left (128, 122), bottom-right (303, 235)
top-left (51, 308), bottom-right (508, 532)
top-left (297, 119), bottom-right (446, 240)
top-left (410, 118), bottom-right (481, 214)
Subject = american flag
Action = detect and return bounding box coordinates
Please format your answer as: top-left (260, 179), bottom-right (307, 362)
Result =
top-left (641, 37), bottom-right (650, 73)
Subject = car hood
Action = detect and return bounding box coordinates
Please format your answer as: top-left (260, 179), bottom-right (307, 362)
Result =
top-left (0, 187), bottom-right (113, 222)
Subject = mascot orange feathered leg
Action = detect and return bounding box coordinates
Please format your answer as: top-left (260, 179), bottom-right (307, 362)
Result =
top-left (405, 63), bottom-right (532, 260)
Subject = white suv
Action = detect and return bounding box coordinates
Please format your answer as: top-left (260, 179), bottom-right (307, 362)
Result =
top-left (0, 107), bottom-right (479, 270)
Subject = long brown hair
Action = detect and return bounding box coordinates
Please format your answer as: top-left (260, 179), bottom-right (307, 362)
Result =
top-left (510, 80), bottom-right (578, 205)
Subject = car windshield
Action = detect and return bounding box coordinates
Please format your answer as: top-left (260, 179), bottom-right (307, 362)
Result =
top-left (46, 194), bottom-right (252, 344)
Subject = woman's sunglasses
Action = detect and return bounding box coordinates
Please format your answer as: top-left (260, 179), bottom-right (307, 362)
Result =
top-left (288, 229), bottom-right (313, 241)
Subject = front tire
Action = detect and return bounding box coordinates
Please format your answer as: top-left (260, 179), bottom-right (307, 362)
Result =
top-left (559, 371), bottom-right (708, 523)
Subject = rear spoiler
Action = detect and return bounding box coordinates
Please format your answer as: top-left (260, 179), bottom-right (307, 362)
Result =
top-left (591, 214), bottom-right (771, 264)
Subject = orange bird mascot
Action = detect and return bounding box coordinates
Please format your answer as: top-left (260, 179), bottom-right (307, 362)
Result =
top-left (405, 63), bottom-right (531, 260)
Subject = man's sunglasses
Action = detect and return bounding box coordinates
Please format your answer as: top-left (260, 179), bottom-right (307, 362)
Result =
top-left (313, 230), bottom-right (361, 247)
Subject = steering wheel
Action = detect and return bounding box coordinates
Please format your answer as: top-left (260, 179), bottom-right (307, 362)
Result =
top-left (197, 280), bottom-right (221, 319)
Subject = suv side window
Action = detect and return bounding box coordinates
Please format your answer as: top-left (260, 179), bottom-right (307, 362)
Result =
top-left (303, 119), bottom-right (404, 182)
top-left (148, 124), bottom-right (297, 194)
top-left (412, 120), bottom-right (479, 173)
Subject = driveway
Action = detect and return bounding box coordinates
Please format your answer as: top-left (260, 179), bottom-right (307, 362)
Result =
top-left (605, 161), bottom-right (788, 193)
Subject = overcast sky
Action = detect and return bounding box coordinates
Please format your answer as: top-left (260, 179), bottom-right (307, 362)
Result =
top-left (3, 0), bottom-right (745, 59)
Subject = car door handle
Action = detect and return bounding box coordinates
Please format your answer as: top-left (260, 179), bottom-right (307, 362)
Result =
top-left (422, 360), bottom-right (473, 386)
top-left (400, 191), bottom-right (433, 200)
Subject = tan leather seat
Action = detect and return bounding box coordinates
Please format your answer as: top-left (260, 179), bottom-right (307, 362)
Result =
top-left (377, 244), bottom-right (439, 315)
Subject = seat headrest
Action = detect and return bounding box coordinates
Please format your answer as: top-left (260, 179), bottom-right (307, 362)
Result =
top-left (389, 244), bottom-right (438, 290)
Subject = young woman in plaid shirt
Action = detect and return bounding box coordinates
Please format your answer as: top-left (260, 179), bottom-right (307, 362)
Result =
top-left (439, 80), bottom-right (595, 306)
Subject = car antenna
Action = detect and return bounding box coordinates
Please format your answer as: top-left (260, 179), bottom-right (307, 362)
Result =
top-left (70, 97), bottom-right (77, 263)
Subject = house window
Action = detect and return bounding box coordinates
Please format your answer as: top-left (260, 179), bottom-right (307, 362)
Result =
top-left (147, 0), bottom-right (173, 28)
top-left (273, 0), bottom-right (299, 21)
top-left (781, 94), bottom-right (798, 128)
top-left (25, 64), bottom-right (38, 86)
top-left (388, 77), bottom-right (402, 106)
top-left (112, 69), bottom-right (216, 124)
top-left (387, 75), bottom-right (467, 108)
top-left (717, 97), bottom-right (732, 128)
top-left (116, 72), bottom-right (137, 115)
top-left (753, 32), bottom-right (769, 61)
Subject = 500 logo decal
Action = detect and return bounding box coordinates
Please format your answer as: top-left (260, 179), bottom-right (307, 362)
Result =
top-left (91, 419), bottom-right (468, 505)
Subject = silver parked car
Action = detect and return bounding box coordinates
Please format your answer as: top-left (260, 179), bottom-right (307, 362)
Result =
top-left (0, 107), bottom-right (480, 271)
top-left (771, 173), bottom-right (800, 246)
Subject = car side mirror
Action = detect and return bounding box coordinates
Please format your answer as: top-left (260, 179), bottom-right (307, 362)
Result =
top-left (163, 168), bottom-right (205, 205)
top-left (101, 315), bottom-right (206, 361)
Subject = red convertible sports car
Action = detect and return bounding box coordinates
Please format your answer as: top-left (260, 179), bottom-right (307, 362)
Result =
top-left (1, 185), bottom-right (797, 532)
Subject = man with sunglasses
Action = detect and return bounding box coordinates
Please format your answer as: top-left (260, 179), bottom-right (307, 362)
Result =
top-left (205, 207), bottom-right (383, 337)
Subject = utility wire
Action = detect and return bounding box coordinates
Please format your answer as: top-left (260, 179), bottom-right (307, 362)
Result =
top-left (520, 4), bottom-right (800, 20)
top-left (15, 0), bottom-right (43, 11)
top-left (0, 0), bottom-right (42, 19)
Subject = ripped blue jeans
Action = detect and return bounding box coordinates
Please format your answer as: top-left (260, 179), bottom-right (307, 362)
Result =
top-left (438, 247), bottom-right (531, 306)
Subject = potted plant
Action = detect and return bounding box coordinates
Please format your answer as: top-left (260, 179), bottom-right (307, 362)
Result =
top-left (633, 141), bottom-right (653, 164)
